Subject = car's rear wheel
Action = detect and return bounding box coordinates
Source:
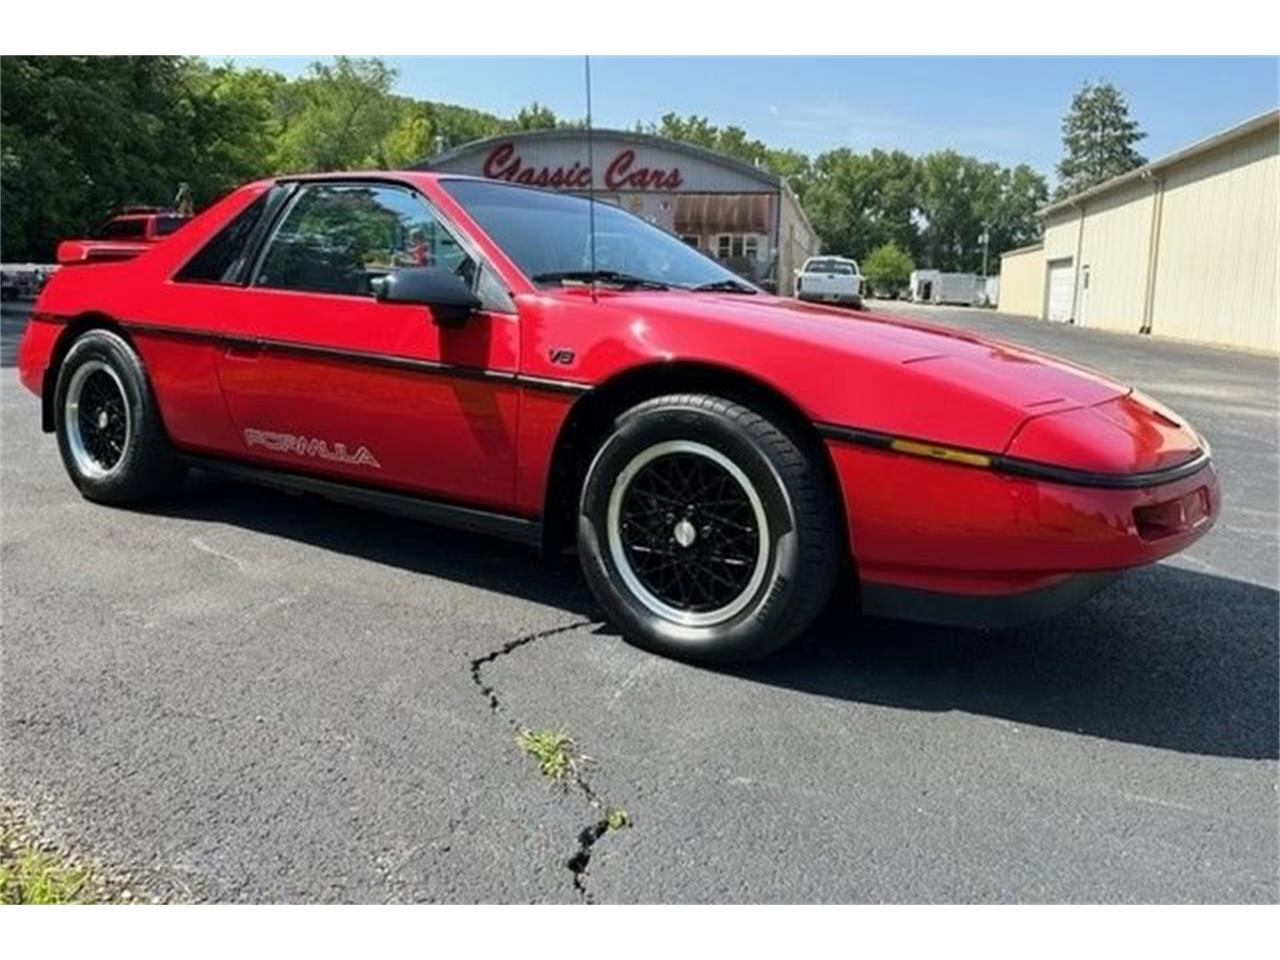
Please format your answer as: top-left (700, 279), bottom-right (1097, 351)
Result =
top-left (577, 393), bottom-right (840, 663)
top-left (54, 328), bottom-right (184, 505)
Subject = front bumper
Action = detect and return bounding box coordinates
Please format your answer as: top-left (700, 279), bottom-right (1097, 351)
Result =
top-left (825, 437), bottom-right (1220, 616)
top-left (860, 571), bottom-right (1121, 629)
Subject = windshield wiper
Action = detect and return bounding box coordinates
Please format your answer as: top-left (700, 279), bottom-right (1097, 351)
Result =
top-left (532, 270), bottom-right (669, 290)
top-left (690, 278), bottom-right (758, 294)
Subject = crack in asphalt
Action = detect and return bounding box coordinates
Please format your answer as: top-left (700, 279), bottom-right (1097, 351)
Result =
top-left (468, 620), bottom-right (592, 713)
top-left (566, 817), bottom-right (615, 901)
top-left (468, 618), bottom-right (629, 904)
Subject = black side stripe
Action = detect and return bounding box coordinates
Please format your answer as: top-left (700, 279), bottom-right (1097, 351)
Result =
top-left (816, 421), bottom-right (1211, 490)
top-left (112, 319), bottom-right (591, 395)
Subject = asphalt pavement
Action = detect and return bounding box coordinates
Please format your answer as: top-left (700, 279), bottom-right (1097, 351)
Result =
top-left (2, 299), bottom-right (1276, 902)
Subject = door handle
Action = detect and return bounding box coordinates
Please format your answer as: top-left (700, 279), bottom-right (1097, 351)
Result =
top-left (221, 336), bottom-right (262, 359)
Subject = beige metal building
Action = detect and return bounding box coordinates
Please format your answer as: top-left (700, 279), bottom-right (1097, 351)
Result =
top-left (999, 110), bottom-right (1279, 352)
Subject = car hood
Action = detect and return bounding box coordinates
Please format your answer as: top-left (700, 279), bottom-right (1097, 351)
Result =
top-left (588, 290), bottom-right (1204, 473)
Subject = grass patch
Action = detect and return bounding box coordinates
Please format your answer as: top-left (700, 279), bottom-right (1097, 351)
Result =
top-left (1, 799), bottom-right (147, 904)
top-left (604, 807), bottom-right (629, 832)
top-left (515, 728), bottom-right (584, 785)
top-left (0, 844), bottom-right (90, 904)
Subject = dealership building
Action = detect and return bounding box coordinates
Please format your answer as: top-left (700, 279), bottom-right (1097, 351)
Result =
top-left (998, 109), bottom-right (1279, 353)
top-left (415, 129), bottom-right (819, 295)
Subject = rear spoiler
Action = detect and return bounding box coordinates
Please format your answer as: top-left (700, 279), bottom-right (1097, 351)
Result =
top-left (55, 240), bottom-right (150, 265)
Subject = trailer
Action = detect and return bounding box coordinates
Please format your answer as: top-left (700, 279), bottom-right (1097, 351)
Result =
top-left (909, 269), bottom-right (979, 306)
top-left (1, 263), bottom-right (58, 301)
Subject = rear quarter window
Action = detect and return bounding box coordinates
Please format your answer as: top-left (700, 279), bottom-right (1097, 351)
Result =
top-left (173, 192), bottom-right (272, 284)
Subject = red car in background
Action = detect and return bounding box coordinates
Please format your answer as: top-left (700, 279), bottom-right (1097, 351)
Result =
top-left (17, 172), bottom-right (1219, 663)
top-left (55, 208), bottom-right (192, 265)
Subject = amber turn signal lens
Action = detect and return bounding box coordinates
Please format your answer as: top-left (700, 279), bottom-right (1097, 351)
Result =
top-left (889, 439), bottom-right (992, 468)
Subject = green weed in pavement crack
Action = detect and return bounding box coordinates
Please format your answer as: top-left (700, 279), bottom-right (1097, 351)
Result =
top-left (468, 619), bottom-right (631, 902)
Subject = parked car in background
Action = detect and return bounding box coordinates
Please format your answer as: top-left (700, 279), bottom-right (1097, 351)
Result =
top-left (55, 208), bottom-right (193, 265)
top-left (795, 256), bottom-right (864, 309)
top-left (18, 172), bottom-right (1219, 664)
top-left (94, 208), bottom-right (193, 244)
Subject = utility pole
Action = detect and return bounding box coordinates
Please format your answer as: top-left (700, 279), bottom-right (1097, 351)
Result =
top-left (979, 225), bottom-right (991, 278)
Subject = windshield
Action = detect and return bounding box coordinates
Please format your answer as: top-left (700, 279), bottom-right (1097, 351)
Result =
top-left (442, 179), bottom-right (750, 290)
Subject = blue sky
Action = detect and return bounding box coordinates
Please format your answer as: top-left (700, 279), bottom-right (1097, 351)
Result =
top-left (221, 56), bottom-right (1278, 181)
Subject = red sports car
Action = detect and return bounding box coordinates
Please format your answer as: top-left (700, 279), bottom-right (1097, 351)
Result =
top-left (17, 172), bottom-right (1219, 662)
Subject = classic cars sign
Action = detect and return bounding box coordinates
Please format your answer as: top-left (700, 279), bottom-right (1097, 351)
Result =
top-left (483, 143), bottom-right (685, 191)
top-left (423, 132), bottom-right (777, 195)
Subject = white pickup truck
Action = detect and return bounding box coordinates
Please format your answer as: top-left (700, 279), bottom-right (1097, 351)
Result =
top-left (795, 256), bottom-right (864, 309)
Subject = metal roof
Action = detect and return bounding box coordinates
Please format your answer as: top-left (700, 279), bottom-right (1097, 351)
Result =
top-left (1039, 108), bottom-right (1279, 217)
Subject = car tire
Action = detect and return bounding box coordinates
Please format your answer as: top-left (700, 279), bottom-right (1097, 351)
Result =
top-left (54, 328), bottom-right (185, 505)
top-left (577, 393), bottom-right (841, 664)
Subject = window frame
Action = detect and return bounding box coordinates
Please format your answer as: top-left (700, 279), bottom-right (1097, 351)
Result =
top-left (244, 178), bottom-right (512, 313)
top-left (170, 184), bottom-right (295, 288)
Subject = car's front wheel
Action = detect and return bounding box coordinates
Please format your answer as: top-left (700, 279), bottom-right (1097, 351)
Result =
top-left (54, 328), bottom-right (184, 505)
top-left (577, 394), bottom-right (841, 663)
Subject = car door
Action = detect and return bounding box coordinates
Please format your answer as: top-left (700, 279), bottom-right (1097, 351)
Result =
top-left (213, 180), bottom-right (520, 511)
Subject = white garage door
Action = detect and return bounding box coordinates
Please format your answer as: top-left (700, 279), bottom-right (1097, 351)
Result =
top-left (1045, 259), bottom-right (1075, 323)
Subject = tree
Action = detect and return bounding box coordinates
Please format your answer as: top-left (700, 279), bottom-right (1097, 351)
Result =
top-left (1, 56), bottom-right (281, 261)
top-left (183, 61), bottom-right (285, 194)
top-left (374, 105), bottom-right (434, 168)
top-left (421, 101), bottom-right (507, 152)
top-left (514, 102), bottom-right (559, 131)
top-left (915, 150), bottom-right (981, 270)
top-left (273, 57), bottom-right (401, 171)
top-left (1055, 80), bottom-right (1146, 199)
top-left (914, 151), bottom-right (1047, 272)
top-left (862, 242), bottom-right (915, 297)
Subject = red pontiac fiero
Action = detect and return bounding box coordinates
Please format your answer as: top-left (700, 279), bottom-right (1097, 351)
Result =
top-left (18, 173), bottom-right (1219, 663)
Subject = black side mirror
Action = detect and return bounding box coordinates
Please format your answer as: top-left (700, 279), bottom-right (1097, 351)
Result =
top-left (374, 266), bottom-right (481, 325)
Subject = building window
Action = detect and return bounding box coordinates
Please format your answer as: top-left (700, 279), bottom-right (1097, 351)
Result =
top-left (680, 235), bottom-right (700, 249)
top-left (715, 234), bottom-right (764, 261)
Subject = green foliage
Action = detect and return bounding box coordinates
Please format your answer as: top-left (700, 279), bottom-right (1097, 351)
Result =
top-left (863, 242), bottom-right (915, 295)
top-left (516, 728), bottom-right (582, 785)
top-left (911, 151), bottom-right (1047, 273)
top-left (272, 57), bottom-right (402, 171)
top-left (514, 102), bottom-right (560, 131)
top-left (604, 807), bottom-right (629, 832)
top-left (377, 108), bottom-right (434, 170)
top-left (645, 112), bottom-right (1046, 271)
top-left (802, 147), bottom-right (920, 262)
top-left (2, 56), bottom-right (283, 261)
top-left (0, 843), bottom-right (89, 904)
top-left (422, 101), bottom-right (508, 152)
top-left (1, 56), bottom-right (1050, 272)
top-left (1055, 80), bottom-right (1147, 199)
top-left (0, 802), bottom-right (148, 904)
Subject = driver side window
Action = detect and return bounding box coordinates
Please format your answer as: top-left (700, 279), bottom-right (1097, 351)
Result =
top-left (252, 183), bottom-right (475, 297)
